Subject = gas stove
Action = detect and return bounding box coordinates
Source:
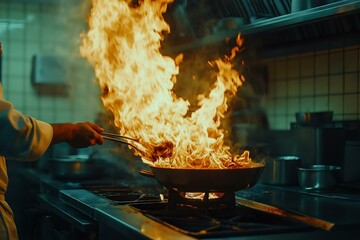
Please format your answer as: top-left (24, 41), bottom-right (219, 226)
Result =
top-left (28, 164), bottom-right (360, 240)
top-left (127, 201), bottom-right (311, 238)
top-left (38, 180), bottom-right (324, 240)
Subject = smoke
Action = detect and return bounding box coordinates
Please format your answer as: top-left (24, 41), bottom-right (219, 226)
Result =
top-left (170, 42), bottom-right (246, 146)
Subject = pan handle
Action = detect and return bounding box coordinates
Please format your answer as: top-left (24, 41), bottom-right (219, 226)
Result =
top-left (138, 169), bottom-right (155, 178)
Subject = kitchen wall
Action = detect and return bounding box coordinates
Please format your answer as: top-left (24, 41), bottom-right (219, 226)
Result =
top-left (0, 0), bottom-right (102, 124)
top-left (261, 43), bottom-right (360, 129)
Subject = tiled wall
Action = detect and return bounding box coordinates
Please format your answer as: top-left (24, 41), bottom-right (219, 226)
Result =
top-left (262, 44), bottom-right (360, 130)
top-left (0, 0), bottom-right (102, 124)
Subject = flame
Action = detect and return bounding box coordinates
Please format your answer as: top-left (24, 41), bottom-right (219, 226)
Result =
top-left (184, 192), bottom-right (224, 200)
top-left (80, 0), bottom-right (252, 169)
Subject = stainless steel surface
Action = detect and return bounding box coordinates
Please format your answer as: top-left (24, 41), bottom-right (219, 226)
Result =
top-left (292, 127), bottom-right (345, 167)
top-left (268, 184), bottom-right (360, 202)
top-left (169, 0), bottom-right (360, 53)
top-left (95, 205), bottom-right (195, 240)
top-left (101, 132), bottom-right (139, 141)
top-left (37, 194), bottom-right (96, 231)
top-left (261, 156), bottom-right (300, 185)
top-left (343, 140), bottom-right (360, 183)
top-left (31, 55), bottom-right (68, 85)
top-left (60, 189), bottom-right (194, 240)
top-left (236, 184), bottom-right (360, 224)
top-left (30, 165), bottom-right (360, 239)
top-left (62, 184), bottom-right (360, 240)
top-left (236, 197), bottom-right (334, 231)
top-left (101, 132), bottom-right (152, 158)
top-left (60, 189), bottom-right (110, 217)
top-left (291, 0), bottom-right (332, 12)
top-left (298, 165), bottom-right (342, 191)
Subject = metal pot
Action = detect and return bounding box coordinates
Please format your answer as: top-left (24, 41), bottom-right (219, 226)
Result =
top-left (49, 155), bottom-right (104, 180)
top-left (261, 156), bottom-right (300, 185)
top-left (295, 111), bottom-right (333, 127)
top-left (298, 165), bottom-right (341, 191)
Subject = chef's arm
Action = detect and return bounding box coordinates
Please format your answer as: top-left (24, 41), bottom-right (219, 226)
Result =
top-left (1, 96), bottom-right (104, 160)
top-left (0, 99), bottom-right (53, 159)
top-left (51, 122), bottom-right (104, 148)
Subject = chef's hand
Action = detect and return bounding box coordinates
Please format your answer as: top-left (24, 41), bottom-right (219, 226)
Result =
top-left (68, 122), bottom-right (104, 148)
top-left (51, 122), bottom-right (104, 148)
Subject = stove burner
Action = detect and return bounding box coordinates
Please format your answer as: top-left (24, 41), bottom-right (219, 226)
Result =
top-left (130, 202), bottom-right (311, 238)
top-left (69, 182), bottom-right (312, 238)
top-left (168, 189), bottom-right (236, 210)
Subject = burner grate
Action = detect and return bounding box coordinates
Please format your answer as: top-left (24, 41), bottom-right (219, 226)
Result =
top-left (130, 202), bottom-right (312, 238)
top-left (168, 189), bottom-right (236, 210)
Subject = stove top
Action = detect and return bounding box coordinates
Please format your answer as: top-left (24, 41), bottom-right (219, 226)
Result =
top-left (34, 165), bottom-right (360, 240)
top-left (128, 201), bottom-right (311, 238)
top-left (84, 184), bottom-right (164, 204)
top-left (56, 182), bottom-right (315, 239)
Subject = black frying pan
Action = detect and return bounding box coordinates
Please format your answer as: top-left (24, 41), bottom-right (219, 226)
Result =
top-left (139, 164), bottom-right (264, 192)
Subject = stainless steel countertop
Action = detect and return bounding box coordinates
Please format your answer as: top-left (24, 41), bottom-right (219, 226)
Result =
top-left (58, 183), bottom-right (360, 239)
top-left (236, 184), bottom-right (360, 229)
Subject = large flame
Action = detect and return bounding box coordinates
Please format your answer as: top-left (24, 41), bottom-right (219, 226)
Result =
top-left (80, 0), bottom-right (253, 169)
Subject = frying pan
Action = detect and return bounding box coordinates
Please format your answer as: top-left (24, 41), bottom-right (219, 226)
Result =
top-left (139, 164), bottom-right (264, 192)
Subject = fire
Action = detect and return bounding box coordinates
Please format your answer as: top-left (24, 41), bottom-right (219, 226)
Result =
top-left (183, 192), bottom-right (224, 200)
top-left (80, 0), bottom-right (252, 169)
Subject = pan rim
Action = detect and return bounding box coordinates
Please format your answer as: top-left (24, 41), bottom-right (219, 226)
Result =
top-left (150, 163), bottom-right (264, 171)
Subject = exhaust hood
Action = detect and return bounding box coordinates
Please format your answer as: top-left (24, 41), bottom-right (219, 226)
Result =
top-left (164, 0), bottom-right (360, 53)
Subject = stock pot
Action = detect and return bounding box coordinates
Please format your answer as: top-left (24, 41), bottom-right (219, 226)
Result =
top-left (298, 165), bottom-right (341, 191)
top-left (49, 155), bottom-right (104, 180)
top-left (261, 156), bottom-right (300, 185)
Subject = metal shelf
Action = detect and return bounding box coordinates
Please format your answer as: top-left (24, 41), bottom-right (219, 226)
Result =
top-left (168, 0), bottom-right (360, 53)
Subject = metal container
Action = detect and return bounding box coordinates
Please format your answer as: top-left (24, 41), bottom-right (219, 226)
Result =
top-left (49, 155), bottom-right (104, 180)
top-left (295, 111), bottom-right (333, 127)
top-left (298, 165), bottom-right (341, 191)
top-left (343, 141), bottom-right (360, 183)
top-left (292, 126), bottom-right (345, 167)
top-left (261, 156), bottom-right (300, 185)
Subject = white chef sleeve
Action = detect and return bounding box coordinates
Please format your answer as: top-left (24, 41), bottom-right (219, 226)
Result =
top-left (0, 99), bottom-right (53, 160)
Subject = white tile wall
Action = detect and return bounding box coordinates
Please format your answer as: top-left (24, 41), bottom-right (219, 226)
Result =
top-left (329, 74), bottom-right (343, 94)
top-left (315, 53), bottom-right (328, 75)
top-left (300, 96), bottom-right (314, 112)
top-left (300, 77), bottom-right (314, 95)
top-left (314, 96), bottom-right (328, 112)
top-left (315, 76), bottom-right (328, 95)
top-left (329, 95), bottom-right (343, 120)
top-left (344, 73), bottom-right (358, 93)
top-left (0, 1), bottom-right (102, 124)
top-left (262, 45), bottom-right (360, 129)
top-left (287, 79), bottom-right (299, 97)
